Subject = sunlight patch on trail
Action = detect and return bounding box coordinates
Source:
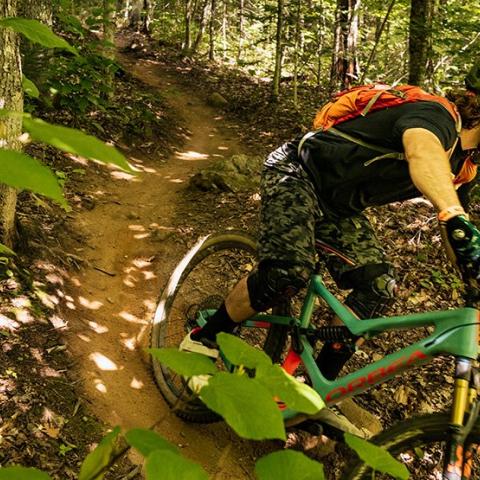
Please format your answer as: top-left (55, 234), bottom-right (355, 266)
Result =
top-left (175, 150), bottom-right (209, 161)
top-left (94, 379), bottom-right (108, 393)
top-left (79, 296), bottom-right (103, 310)
top-left (90, 352), bottom-right (118, 371)
top-left (119, 311), bottom-right (148, 325)
top-left (130, 377), bottom-right (144, 389)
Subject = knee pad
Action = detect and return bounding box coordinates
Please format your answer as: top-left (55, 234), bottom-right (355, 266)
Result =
top-left (247, 260), bottom-right (311, 311)
top-left (343, 263), bottom-right (397, 319)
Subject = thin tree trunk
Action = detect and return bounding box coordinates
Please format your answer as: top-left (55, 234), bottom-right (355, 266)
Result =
top-left (293, 0), bottom-right (301, 107)
top-left (0, 0), bottom-right (23, 247)
top-left (330, 0), bottom-right (361, 90)
top-left (183, 0), bottom-right (194, 54)
top-left (222, 0), bottom-right (227, 59)
top-left (141, 0), bottom-right (154, 35)
top-left (359, 0), bottom-right (396, 83)
top-left (103, 0), bottom-right (116, 58)
top-left (237, 0), bottom-right (244, 62)
top-left (191, 0), bottom-right (209, 54)
top-left (208, 0), bottom-right (216, 61)
top-left (408, 0), bottom-right (434, 86)
top-left (272, 0), bottom-right (284, 100)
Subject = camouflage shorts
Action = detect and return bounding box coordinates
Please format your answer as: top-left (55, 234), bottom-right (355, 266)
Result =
top-left (258, 161), bottom-right (391, 286)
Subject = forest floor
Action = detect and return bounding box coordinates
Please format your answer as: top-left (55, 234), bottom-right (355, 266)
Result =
top-left (1, 31), bottom-right (476, 479)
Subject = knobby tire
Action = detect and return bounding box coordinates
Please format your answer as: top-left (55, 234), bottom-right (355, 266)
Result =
top-left (150, 232), bottom-right (289, 423)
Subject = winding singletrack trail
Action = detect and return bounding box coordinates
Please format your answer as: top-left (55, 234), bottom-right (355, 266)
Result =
top-left (60, 50), bottom-right (257, 478)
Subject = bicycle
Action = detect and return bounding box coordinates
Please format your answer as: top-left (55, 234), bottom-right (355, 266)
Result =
top-left (150, 231), bottom-right (480, 479)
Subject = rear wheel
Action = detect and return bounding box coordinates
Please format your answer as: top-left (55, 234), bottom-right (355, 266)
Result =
top-left (150, 232), bottom-right (289, 422)
top-left (344, 412), bottom-right (480, 479)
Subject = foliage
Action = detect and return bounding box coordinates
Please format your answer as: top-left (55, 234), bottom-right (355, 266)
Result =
top-left (0, 17), bottom-right (130, 255)
top-left (345, 432), bottom-right (410, 479)
top-left (255, 450), bottom-right (325, 480)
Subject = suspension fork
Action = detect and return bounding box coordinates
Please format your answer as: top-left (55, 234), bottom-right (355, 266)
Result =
top-left (443, 358), bottom-right (480, 480)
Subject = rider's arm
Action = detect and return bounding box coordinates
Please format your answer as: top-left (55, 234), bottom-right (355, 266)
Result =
top-left (403, 127), bottom-right (480, 278)
top-left (402, 127), bottom-right (460, 212)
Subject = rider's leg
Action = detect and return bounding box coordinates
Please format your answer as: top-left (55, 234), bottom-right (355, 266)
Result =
top-left (315, 214), bottom-right (397, 380)
top-left (187, 147), bottom-right (321, 349)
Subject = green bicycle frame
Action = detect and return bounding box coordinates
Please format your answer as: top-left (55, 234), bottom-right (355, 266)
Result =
top-left (200, 273), bottom-right (479, 421)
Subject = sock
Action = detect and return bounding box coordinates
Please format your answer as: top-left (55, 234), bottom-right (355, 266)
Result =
top-left (191, 302), bottom-right (237, 342)
top-left (315, 342), bottom-right (355, 381)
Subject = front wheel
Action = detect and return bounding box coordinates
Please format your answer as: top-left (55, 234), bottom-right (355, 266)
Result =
top-left (150, 232), bottom-right (289, 423)
top-left (344, 412), bottom-right (480, 479)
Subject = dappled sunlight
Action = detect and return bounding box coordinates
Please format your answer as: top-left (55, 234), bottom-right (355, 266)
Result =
top-left (89, 352), bottom-right (118, 371)
top-left (94, 379), bottom-right (107, 394)
top-left (134, 232), bottom-right (151, 240)
top-left (12, 308), bottom-right (34, 325)
top-left (130, 377), bottom-right (144, 389)
top-left (78, 296), bottom-right (104, 310)
top-left (142, 271), bottom-right (156, 280)
top-left (120, 335), bottom-right (137, 351)
top-left (123, 275), bottom-right (137, 287)
top-left (110, 170), bottom-right (138, 181)
top-left (119, 311), bottom-right (148, 325)
top-left (87, 321), bottom-right (109, 334)
top-left (129, 224), bottom-right (146, 232)
top-left (49, 314), bottom-right (68, 330)
top-left (0, 314), bottom-right (20, 331)
top-left (66, 153), bottom-right (88, 166)
top-left (175, 150), bottom-right (209, 161)
top-left (77, 333), bottom-right (91, 343)
top-left (217, 146), bottom-right (229, 151)
top-left (40, 366), bottom-right (62, 378)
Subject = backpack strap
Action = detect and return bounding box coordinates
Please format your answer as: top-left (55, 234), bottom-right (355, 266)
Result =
top-left (297, 127), bottom-right (404, 164)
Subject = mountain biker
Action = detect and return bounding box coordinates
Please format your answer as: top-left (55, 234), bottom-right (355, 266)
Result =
top-left (181, 64), bottom-right (480, 382)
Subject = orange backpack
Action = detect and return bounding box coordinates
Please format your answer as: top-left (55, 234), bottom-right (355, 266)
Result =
top-left (313, 83), bottom-right (460, 130)
top-left (300, 84), bottom-right (475, 187)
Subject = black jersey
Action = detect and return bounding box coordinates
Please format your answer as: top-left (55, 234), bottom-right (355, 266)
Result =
top-left (292, 101), bottom-right (465, 217)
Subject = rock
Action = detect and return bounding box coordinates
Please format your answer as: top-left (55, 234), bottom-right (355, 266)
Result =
top-left (190, 154), bottom-right (263, 192)
top-left (207, 92), bottom-right (228, 108)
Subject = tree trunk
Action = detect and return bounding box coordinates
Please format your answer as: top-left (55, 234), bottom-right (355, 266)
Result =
top-left (191, 0), bottom-right (209, 54)
top-left (0, 0), bottom-right (23, 247)
top-left (221, 0), bottom-right (227, 59)
top-left (20, 0), bottom-right (52, 25)
top-left (208, 0), bottom-right (216, 61)
top-left (408, 0), bottom-right (434, 86)
top-left (272, 0), bottom-right (284, 100)
top-left (293, 0), bottom-right (301, 107)
top-left (103, 0), bottom-right (116, 57)
top-left (141, 0), bottom-right (154, 35)
top-left (182, 0), bottom-right (194, 54)
top-left (237, 0), bottom-right (244, 62)
top-left (359, 0), bottom-right (396, 83)
top-left (330, 0), bottom-right (361, 91)
top-left (128, 0), bottom-right (144, 30)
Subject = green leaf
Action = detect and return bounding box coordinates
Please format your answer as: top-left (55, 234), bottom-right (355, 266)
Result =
top-left (200, 372), bottom-right (286, 440)
top-left (256, 364), bottom-right (324, 415)
top-left (147, 348), bottom-right (217, 377)
top-left (78, 426), bottom-right (121, 480)
top-left (0, 467), bottom-right (52, 480)
top-left (217, 332), bottom-right (272, 369)
top-left (344, 433), bottom-right (410, 480)
top-left (0, 150), bottom-right (66, 207)
top-left (0, 243), bottom-right (15, 256)
top-left (255, 450), bottom-right (325, 480)
top-left (125, 429), bottom-right (179, 457)
top-left (0, 18), bottom-right (77, 54)
top-left (146, 450), bottom-right (208, 480)
top-left (22, 75), bottom-right (40, 98)
top-left (23, 117), bottom-right (132, 172)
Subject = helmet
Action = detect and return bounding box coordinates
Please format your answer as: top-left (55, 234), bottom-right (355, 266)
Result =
top-left (465, 63), bottom-right (480, 94)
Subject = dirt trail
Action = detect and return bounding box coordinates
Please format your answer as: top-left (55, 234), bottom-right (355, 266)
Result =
top-left (60, 52), bottom-right (256, 478)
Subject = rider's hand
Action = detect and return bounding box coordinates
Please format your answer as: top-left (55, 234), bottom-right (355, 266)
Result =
top-left (440, 213), bottom-right (480, 279)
